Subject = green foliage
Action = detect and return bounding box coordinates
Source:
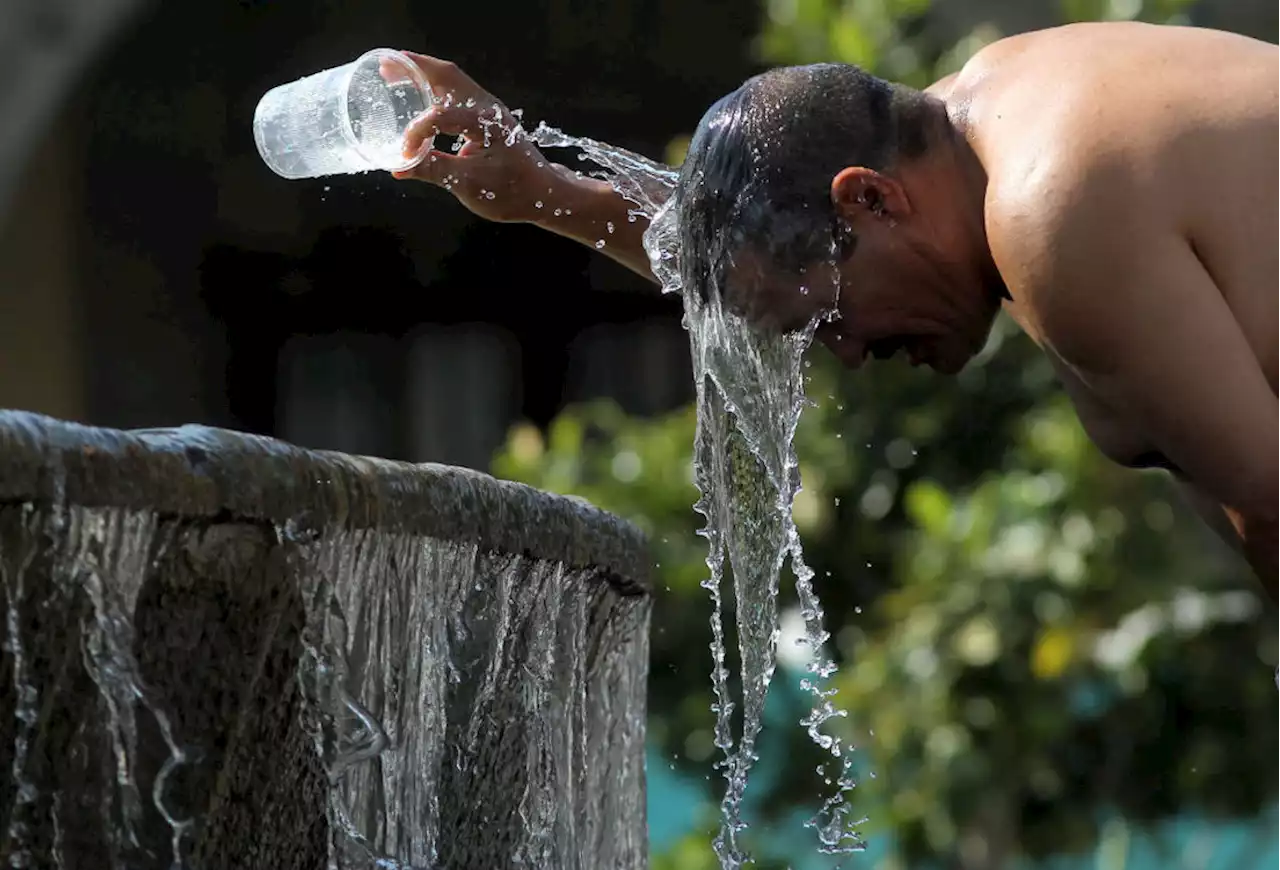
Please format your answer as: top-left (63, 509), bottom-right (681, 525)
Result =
top-left (494, 1), bottom-right (1277, 866)
top-left (497, 320), bottom-right (1277, 867)
top-left (755, 0), bottom-right (1198, 87)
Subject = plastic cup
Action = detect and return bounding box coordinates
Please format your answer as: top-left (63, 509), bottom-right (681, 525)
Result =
top-left (253, 48), bottom-right (433, 179)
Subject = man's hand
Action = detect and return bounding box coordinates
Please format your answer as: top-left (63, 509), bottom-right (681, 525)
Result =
top-left (384, 51), bottom-right (662, 283)
top-left (384, 52), bottom-right (557, 224)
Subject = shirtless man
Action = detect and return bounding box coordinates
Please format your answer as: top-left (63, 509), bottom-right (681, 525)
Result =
top-left (390, 22), bottom-right (1278, 597)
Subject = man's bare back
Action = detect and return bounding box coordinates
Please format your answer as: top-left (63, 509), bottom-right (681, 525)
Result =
top-left (947, 23), bottom-right (1274, 465)
top-left (939, 23), bottom-right (1278, 586)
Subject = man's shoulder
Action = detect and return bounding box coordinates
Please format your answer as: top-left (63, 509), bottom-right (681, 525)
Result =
top-left (985, 149), bottom-right (1157, 360)
top-left (985, 148), bottom-right (1140, 285)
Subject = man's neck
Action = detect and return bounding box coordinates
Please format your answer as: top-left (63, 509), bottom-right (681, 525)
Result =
top-left (910, 110), bottom-right (1007, 304)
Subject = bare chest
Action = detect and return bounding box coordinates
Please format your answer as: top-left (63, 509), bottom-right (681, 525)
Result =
top-left (1046, 350), bottom-right (1180, 474)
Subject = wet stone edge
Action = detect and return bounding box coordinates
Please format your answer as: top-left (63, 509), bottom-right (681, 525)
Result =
top-left (0, 410), bottom-right (650, 597)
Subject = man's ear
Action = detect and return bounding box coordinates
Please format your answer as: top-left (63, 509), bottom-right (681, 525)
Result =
top-left (831, 166), bottom-right (911, 224)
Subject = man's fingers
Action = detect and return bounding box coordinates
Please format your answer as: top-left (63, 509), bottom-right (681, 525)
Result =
top-left (392, 150), bottom-right (463, 185)
top-left (397, 52), bottom-right (474, 91)
top-left (382, 55), bottom-right (479, 117)
top-left (378, 57), bottom-right (418, 86)
top-left (404, 105), bottom-right (476, 147)
top-left (402, 112), bottom-right (438, 157)
top-left (395, 52), bottom-right (504, 119)
top-left (398, 51), bottom-right (489, 106)
top-left (403, 100), bottom-right (515, 157)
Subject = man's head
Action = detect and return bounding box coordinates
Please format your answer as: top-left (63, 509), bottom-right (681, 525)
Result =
top-left (673, 63), bottom-right (1004, 374)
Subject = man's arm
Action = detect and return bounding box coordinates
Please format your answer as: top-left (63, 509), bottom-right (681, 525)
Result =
top-left (1175, 480), bottom-right (1248, 556)
top-left (391, 52), bottom-right (665, 284)
top-left (1000, 191), bottom-right (1278, 597)
top-left (529, 167), bottom-right (660, 282)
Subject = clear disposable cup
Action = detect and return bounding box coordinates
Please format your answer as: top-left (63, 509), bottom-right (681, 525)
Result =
top-left (254, 48), bottom-right (434, 179)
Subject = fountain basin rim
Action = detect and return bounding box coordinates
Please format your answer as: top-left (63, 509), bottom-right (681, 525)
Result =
top-left (0, 410), bottom-right (649, 595)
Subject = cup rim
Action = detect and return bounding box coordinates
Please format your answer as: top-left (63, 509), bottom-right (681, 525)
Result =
top-left (339, 48), bottom-right (433, 173)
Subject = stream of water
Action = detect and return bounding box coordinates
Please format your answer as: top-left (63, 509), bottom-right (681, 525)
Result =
top-left (530, 123), bottom-right (867, 863)
top-left (292, 529), bottom-right (649, 870)
top-left (0, 499), bottom-right (647, 869)
top-left (0, 109), bottom-right (864, 869)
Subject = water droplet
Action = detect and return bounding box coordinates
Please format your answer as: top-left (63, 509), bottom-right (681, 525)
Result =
top-left (595, 239), bottom-right (606, 249)
top-left (535, 200), bottom-right (544, 209)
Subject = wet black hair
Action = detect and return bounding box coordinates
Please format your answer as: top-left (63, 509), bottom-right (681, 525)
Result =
top-left (673, 63), bottom-right (934, 304)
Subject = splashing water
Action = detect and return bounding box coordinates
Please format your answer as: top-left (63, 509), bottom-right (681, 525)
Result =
top-left (1, 456), bottom-right (647, 869)
top-left (288, 529), bottom-right (648, 870)
top-left (2, 506), bottom-right (196, 870)
top-left (531, 123), bottom-right (868, 861)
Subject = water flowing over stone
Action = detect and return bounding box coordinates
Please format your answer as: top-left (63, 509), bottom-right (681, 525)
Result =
top-left (0, 411), bottom-right (649, 869)
top-left (537, 125), bottom-right (867, 861)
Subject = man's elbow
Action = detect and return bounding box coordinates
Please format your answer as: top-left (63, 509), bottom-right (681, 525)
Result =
top-left (1240, 514), bottom-right (1277, 603)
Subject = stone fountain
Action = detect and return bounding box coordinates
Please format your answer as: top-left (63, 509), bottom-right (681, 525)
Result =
top-left (0, 410), bottom-right (650, 870)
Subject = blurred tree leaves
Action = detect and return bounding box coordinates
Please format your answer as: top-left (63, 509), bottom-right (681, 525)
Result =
top-left (493, 0), bottom-right (1277, 866)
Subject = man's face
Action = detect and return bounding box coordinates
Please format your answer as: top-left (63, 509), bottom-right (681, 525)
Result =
top-left (724, 242), bottom-right (999, 375)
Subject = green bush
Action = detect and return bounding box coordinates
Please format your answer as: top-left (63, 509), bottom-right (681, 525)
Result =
top-left (494, 1), bottom-right (1277, 865)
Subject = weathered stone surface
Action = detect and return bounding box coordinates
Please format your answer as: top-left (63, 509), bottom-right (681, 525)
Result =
top-left (0, 411), bottom-right (649, 594)
top-left (0, 411), bottom-right (650, 870)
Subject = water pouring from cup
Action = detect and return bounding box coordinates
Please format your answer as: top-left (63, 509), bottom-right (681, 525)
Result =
top-left (253, 48), bottom-right (435, 179)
